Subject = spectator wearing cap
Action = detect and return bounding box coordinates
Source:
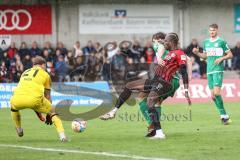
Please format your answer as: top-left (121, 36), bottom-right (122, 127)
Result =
top-left (55, 55), bottom-right (68, 82)
top-left (30, 41), bottom-right (41, 57)
top-left (18, 42), bottom-right (30, 60)
top-left (7, 42), bottom-right (18, 60)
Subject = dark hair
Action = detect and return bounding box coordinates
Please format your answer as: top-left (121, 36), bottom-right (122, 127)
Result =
top-left (33, 56), bottom-right (46, 65)
top-left (209, 23), bottom-right (218, 29)
top-left (152, 32), bottom-right (166, 40)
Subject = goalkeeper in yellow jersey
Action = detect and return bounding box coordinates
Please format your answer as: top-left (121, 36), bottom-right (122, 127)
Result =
top-left (10, 56), bottom-right (67, 142)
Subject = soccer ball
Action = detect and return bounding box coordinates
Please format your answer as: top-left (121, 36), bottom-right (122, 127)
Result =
top-left (71, 119), bottom-right (87, 133)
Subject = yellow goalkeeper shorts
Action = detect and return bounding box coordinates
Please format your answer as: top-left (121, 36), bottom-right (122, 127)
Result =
top-left (10, 95), bottom-right (52, 114)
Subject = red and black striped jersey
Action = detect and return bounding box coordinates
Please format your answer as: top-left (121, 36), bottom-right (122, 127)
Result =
top-left (154, 49), bottom-right (187, 82)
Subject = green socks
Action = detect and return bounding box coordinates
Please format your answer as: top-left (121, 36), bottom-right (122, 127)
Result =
top-left (213, 95), bottom-right (227, 115)
top-left (139, 100), bottom-right (161, 125)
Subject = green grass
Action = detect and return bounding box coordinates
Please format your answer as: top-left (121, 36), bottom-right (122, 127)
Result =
top-left (0, 102), bottom-right (240, 160)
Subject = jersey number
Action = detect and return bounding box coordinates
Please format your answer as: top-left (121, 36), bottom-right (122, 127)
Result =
top-left (22, 69), bottom-right (39, 78)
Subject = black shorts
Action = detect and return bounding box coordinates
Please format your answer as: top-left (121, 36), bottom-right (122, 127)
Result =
top-left (144, 76), bottom-right (172, 96)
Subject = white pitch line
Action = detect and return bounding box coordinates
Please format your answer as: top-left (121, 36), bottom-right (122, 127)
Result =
top-left (0, 144), bottom-right (173, 160)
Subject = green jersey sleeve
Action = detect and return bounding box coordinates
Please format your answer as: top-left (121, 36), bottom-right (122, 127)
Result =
top-left (221, 40), bottom-right (230, 53)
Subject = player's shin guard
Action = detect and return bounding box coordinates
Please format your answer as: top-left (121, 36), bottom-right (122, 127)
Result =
top-left (213, 95), bottom-right (227, 115)
top-left (148, 108), bottom-right (161, 130)
top-left (115, 87), bottom-right (132, 109)
top-left (11, 108), bottom-right (21, 128)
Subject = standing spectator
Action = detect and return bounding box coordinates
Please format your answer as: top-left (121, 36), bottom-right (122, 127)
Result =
top-left (82, 40), bottom-right (96, 55)
top-left (73, 41), bottom-right (83, 57)
top-left (232, 41), bottom-right (240, 70)
top-left (56, 42), bottom-right (68, 57)
top-left (22, 54), bottom-right (32, 71)
top-left (55, 55), bottom-right (68, 82)
top-left (185, 39), bottom-right (206, 77)
top-left (131, 40), bottom-right (144, 62)
top-left (30, 41), bottom-right (41, 57)
top-left (18, 42), bottom-right (30, 60)
top-left (142, 41), bottom-right (155, 64)
top-left (7, 42), bottom-right (18, 60)
top-left (190, 56), bottom-right (201, 79)
top-left (43, 41), bottom-right (54, 57)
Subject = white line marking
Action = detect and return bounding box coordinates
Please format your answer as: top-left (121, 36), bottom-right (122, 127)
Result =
top-left (0, 144), bottom-right (173, 160)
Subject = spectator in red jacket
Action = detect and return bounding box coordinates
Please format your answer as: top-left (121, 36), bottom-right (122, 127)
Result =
top-left (7, 42), bottom-right (18, 59)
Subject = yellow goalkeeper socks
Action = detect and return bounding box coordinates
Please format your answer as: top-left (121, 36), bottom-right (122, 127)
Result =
top-left (11, 110), bottom-right (21, 128)
top-left (52, 115), bottom-right (64, 133)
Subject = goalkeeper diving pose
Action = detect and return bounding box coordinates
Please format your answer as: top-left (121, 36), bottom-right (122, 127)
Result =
top-left (10, 56), bottom-right (67, 142)
top-left (100, 33), bottom-right (191, 139)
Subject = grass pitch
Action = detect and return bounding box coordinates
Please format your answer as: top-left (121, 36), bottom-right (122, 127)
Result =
top-left (0, 102), bottom-right (240, 160)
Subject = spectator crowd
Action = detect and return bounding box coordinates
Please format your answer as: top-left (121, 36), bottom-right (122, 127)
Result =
top-left (0, 39), bottom-right (240, 83)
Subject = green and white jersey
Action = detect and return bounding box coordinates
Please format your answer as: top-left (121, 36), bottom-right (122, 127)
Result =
top-left (203, 37), bottom-right (230, 74)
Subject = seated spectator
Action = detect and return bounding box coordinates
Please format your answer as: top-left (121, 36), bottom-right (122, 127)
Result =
top-left (42, 49), bottom-right (53, 62)
top-left (232, 41), bottom-right (240, 70)
top-left (82, 40), bottom-right (96, 55)
top-left (65, 50), bottom-right (76, 80)
top-left (73, 41), bottom-right (83, 57)
top-left (30, 41), bottom-right (41, 57)
top-left (46, 61), bottom-right (55, 79)
top-left (43, 41), bottom-right (54, 57)
top-left (85, 52), bottom-right (98, 81)
top-left (94, 43), bottom-right (104, 74)
top-left (2, 52), bottom-right (11, 69)
top-left (15, 54), bottom-right (24, 73)
top-left (111, 50), bottom-right (126, 81)
top-left (72, 56), bottom-right (85, 81)
top-left (102, 58), bottom-right (110, 81)
top-left (22, 54), bottom-right (32, 71)
top-left (53, 49), bottom-right (62, 64)
top-left (0, 61), bottom-right (8, 82)
top-left (7, 42), bottom-right (18, 60)
top-left (190, 56), bottom-right (201, 79)
top-left (18, 42), bottom-right (30, 60)
top-left (56, 42), bottom-right (68, 57)
top-left (55, 55), bottom-right (68, 82)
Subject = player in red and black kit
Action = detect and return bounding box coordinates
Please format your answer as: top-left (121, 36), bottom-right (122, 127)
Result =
top-left (100, 33), bottom-right (191, 139)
